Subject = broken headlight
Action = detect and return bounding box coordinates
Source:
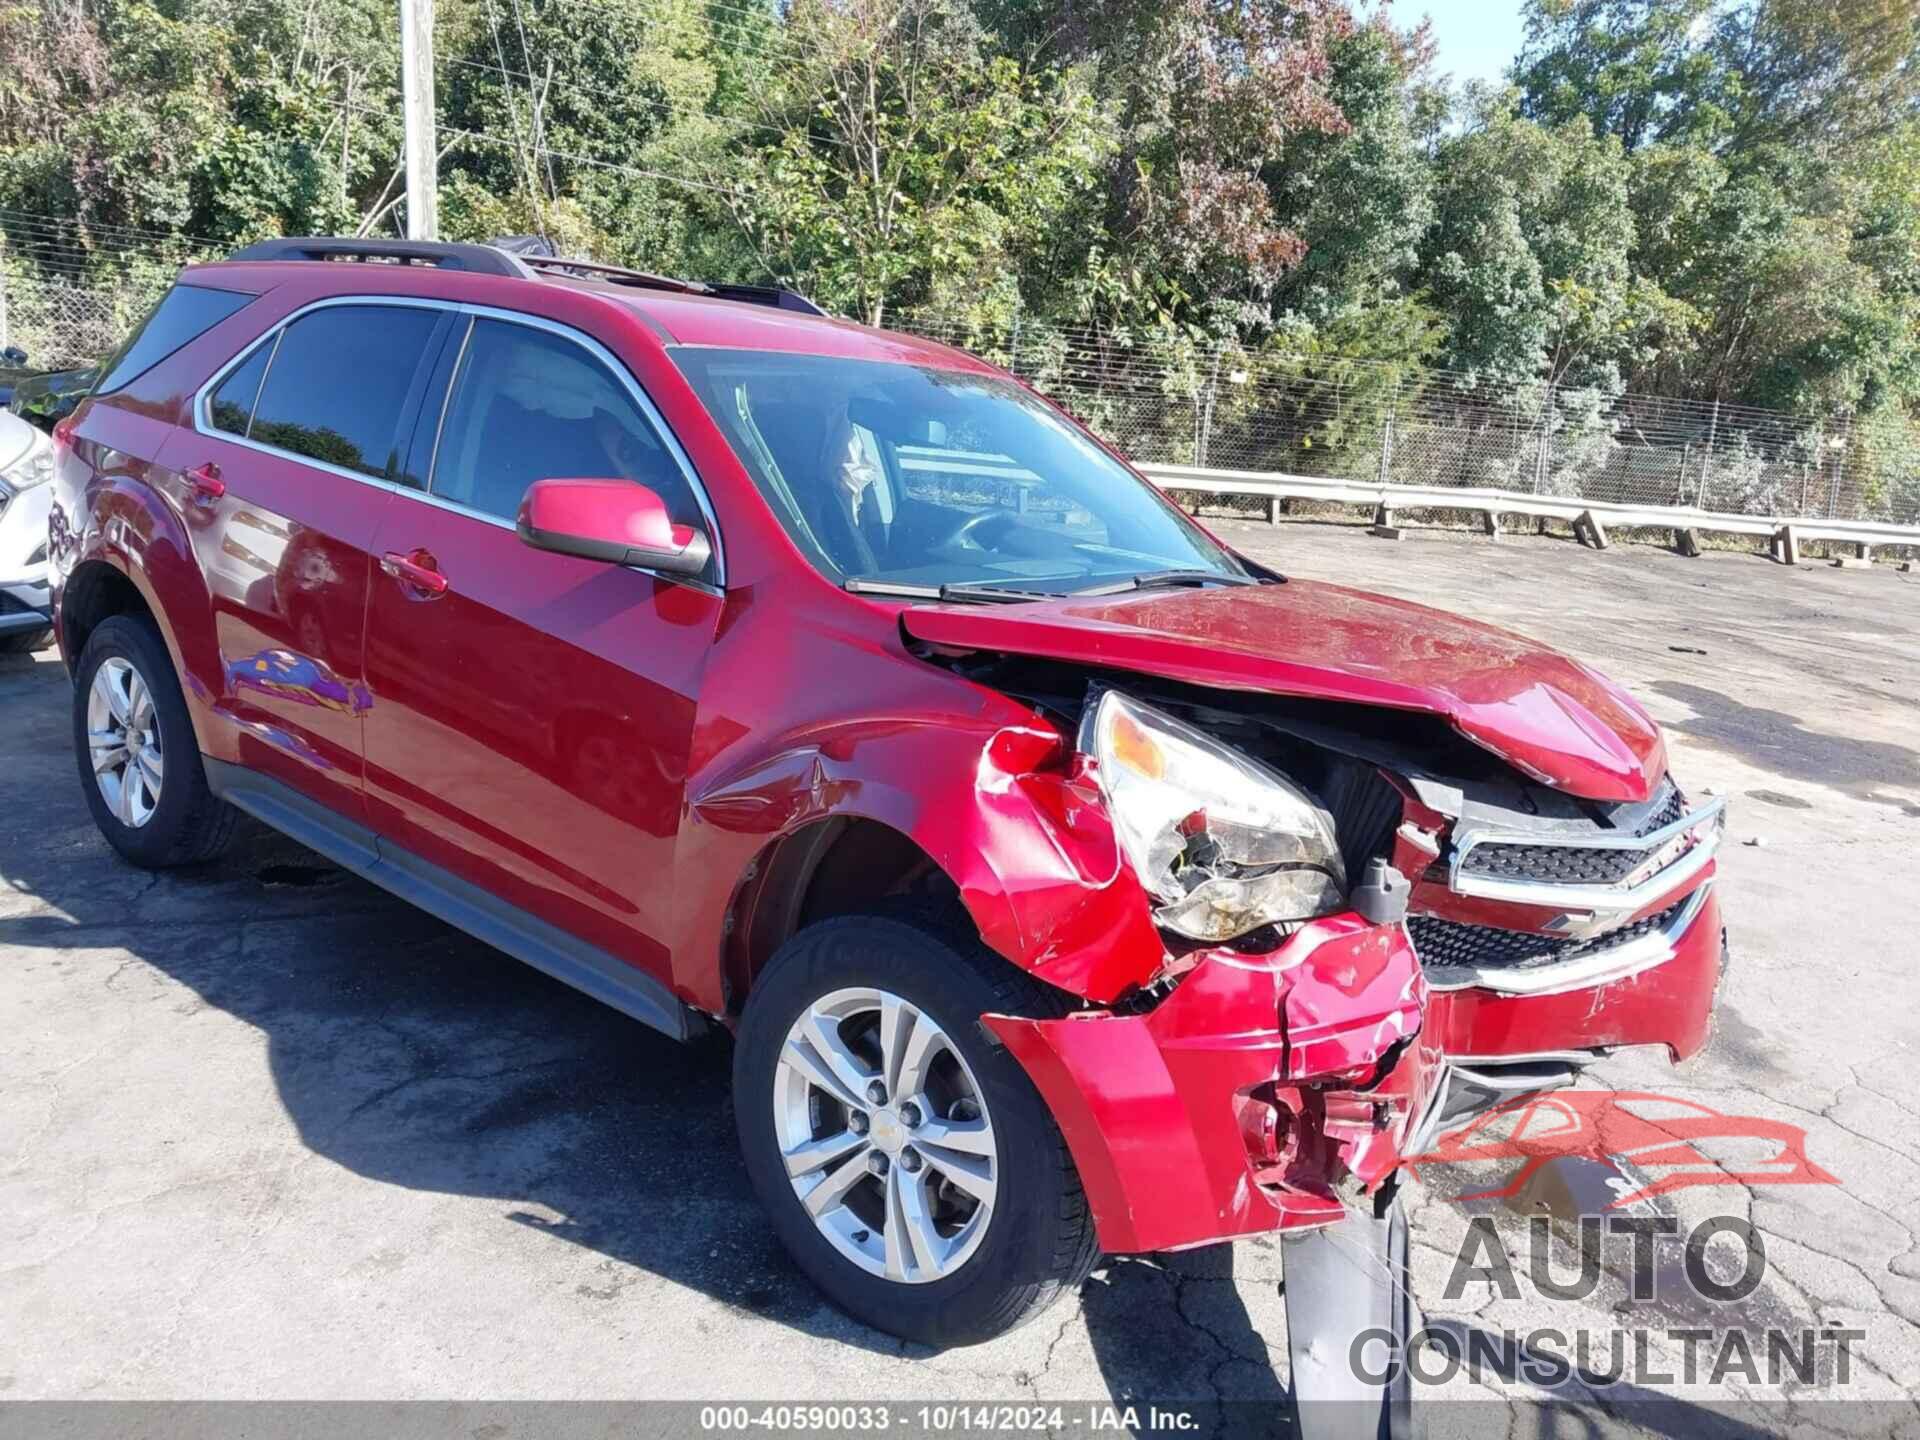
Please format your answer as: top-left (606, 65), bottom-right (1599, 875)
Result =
top-left (1083, 691), bottom-right (1347, 941)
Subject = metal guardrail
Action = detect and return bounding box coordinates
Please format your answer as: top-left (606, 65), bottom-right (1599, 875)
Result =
top-left (1139, 464), bottom-right (1920, 564)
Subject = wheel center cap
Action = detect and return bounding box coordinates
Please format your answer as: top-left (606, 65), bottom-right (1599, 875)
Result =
top-left (868, 1109), bottom-right (906, 1154)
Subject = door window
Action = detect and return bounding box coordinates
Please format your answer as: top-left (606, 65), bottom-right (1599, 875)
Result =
top-left (247, 305), bottom-right (442, 479)
top-left (429, 318), bottom-right (698, 530)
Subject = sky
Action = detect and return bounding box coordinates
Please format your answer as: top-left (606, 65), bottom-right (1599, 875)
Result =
top-left (1406, 0), bottom-right (1529, 88)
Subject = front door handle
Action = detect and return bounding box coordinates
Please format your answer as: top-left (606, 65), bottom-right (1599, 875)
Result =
top-left (381, 548), bottom-right (449, 597)
top-left (184, 461), bottom-right (226, 500)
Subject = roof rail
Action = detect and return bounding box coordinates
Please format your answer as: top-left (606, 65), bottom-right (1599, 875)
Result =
top-left (519, 254), bottom-right (701, 293)
top-left (705, 282), bottom-right (831, 317)
top-left (223, 237), bottom-right (834, 317)
top-left (224, 237), bottom-right (535, 278)
top-left (519, 254), bottom-right (829, 316)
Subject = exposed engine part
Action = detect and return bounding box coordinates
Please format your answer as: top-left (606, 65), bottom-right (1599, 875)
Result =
top-left (1352, 858), bottom-right (1411, 925)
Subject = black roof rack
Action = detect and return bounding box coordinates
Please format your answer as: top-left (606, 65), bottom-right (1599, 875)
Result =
top-left (224, 237), bottom-right (535, 278)
top-left (519, 253), bottom-right (829, 316)
top-left (706, 281), bottom-right (831, 316)
top-left (222, 236), bottom-right (832, 317)
top-left (520, 254), bottom-right (702, 293)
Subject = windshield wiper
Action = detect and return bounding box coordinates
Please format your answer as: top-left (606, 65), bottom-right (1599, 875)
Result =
top-left (1069, 569), bottom-right (1266, 597)
top-left (843, 578), bottom-right (1066, 604)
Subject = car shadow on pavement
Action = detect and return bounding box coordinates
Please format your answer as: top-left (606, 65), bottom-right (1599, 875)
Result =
top-left (0, 652), bottom-right (1294, 1396)
top-left (1079, 1248), bottom-right (1292, 1431)
top-left (0, 658), bottom-right (887, 1358)
top-left (1651, 679), bottom-right (1920, 810)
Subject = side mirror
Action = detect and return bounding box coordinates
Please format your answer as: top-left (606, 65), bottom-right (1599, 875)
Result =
top-left (517, 478), bottom-right (712, 578)
top-left (1, 345), bottom-right (27, 366)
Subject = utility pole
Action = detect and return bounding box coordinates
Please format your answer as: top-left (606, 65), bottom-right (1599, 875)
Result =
top-left (400, 0), bottom-right (438, 239)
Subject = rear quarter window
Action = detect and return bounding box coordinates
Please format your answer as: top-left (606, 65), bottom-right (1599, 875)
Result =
top-left (95, 284), bottom-right (256, 395)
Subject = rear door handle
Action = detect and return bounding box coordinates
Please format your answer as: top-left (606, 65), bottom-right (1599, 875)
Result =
top-left (381, 549), bottom-right (449, 597)
top-left (184, 461), bottom-right (226, 500)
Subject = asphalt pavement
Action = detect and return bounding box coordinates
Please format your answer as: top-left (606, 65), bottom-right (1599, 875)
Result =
top-left (2, 521), bottom-right (1916, 1435)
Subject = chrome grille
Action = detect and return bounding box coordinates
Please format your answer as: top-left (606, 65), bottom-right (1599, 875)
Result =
top-left (1457, 785), bottom-right (1688, 886)
top-left (1409, 902), bottom-right (1681, 978)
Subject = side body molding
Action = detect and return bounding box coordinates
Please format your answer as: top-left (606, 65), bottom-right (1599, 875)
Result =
top-left (205, 759), bottom-right (695, 1040)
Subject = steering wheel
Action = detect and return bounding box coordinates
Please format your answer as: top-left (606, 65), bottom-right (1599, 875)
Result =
top-left (948, 509), bottom-right (1014, 551)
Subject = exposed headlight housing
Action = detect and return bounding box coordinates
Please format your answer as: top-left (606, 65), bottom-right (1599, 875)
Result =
top-left (1082, 690), bottom-right (1347, 941)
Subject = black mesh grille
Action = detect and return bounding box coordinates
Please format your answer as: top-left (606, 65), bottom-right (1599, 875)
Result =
top-left (1408, 901), bottom-right (1683, 977)
top-left (1633, 787), bottom-right (1687, 837)
top-left (1457, 785), bottom-right (1690, 886)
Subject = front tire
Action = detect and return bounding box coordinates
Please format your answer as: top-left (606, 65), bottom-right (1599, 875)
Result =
top-left (72, 614), bottom-right (237, 868)
top-left (734, 912), bottom-right (1098, 1346)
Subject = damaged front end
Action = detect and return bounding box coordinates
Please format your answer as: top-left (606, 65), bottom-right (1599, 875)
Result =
top-left (929, 657), bottom-right (1727, 1258)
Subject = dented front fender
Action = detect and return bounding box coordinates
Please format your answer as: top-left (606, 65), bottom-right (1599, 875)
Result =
top-left (674, 617), bottom-right (1172, 1013)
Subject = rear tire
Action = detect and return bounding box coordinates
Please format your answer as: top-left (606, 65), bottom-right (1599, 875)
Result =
top-left (72, 614), bottom-right (237, 868)
top-left (734, 912), bottom-right (1098, 1346)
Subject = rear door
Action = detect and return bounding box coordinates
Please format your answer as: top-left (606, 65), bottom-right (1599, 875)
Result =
top-left (170, 300), bottom-right (451, 818)
top-left (359, 310), bottom-right (723, 981)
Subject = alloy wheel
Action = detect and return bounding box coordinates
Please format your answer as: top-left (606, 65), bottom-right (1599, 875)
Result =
top-left (772, 985), bottom-right (997, 1284)
top-left (86, 656), bottom-right (164, 828)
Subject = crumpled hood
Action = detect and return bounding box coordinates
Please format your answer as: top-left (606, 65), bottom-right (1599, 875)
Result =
top-left (902, 580), bottom-right (1665, 802)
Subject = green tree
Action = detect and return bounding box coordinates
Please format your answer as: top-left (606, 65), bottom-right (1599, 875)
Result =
top-left (1422, 96), bottom-right (1653, 389)
top-left (1271, 24), bottom-right (1436, 334)
top-left (1515, 0), bottom-right (1727, 151)
top-left (1715, 0), bottom-right (1920, 152)
top-left (715, 0), bottom-right (1107, 326)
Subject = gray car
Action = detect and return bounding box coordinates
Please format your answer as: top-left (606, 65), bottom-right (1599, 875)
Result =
top-left (0, 407), bottom-right (55, 652)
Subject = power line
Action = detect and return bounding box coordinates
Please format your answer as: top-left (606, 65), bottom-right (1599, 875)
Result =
top-left (0, 207), bottom-right (210, 249)
top-left (508, 0), bottom-right (561, 204)
top-left (481, 0), bottom-right (549, 237)
top-left (444, 124), bottom-right (740, 197)
top-left (437, 54), bottom-right (841, 151)
top-left (342, 101), bottom-right (742, 199)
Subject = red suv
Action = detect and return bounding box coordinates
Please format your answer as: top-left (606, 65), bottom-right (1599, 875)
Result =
top-left (47, 238), bottom-right (1726, 1349)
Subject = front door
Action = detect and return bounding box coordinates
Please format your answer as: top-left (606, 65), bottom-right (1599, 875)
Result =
top-left (169, 300), bottom-right (451, 818)
top-left (360, 313), bottom-right (723, 982)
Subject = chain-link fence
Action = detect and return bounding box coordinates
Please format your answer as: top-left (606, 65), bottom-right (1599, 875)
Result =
top-left (899, 313), bottom-right (1920, 528)
top-left (0, 273), bottom-right (172, 368)
top-left (3, 262), bottom-right (1914, 528)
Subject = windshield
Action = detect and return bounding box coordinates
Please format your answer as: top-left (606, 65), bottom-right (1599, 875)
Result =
top-left (670, 349), bottom-right (1249, 595)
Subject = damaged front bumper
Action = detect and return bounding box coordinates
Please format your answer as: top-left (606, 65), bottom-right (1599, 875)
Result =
top-left (987, 875), bottom-right (1725, 1256)
top-left (1423, 877), bottom-right (1724, 1061)
top-left (986, 914), bottom-right (1440, 1254)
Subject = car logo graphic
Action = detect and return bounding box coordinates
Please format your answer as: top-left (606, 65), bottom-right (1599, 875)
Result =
top-left (1407, 1090), bottom-right (1840, 1208)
